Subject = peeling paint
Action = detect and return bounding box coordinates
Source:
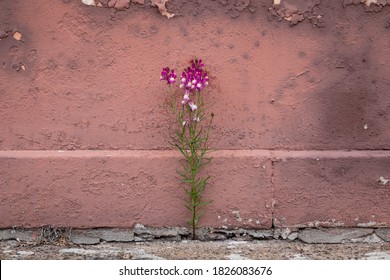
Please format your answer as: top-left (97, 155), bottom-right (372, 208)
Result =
top-left (364, 0), bottom-right (378, 5)
top-left (290, 220), bottom-right (346, 228)
top-left (107, 0), bottom-right (132, 10)
top-left (358, 221), bottom-right (386, 227)
top-left (78, 0), bottom-right (390, 22)
top-left (343, 0), bottom-right (390, 10)
top-left (151, 0), bottom-right (174, 19)
top-left (81, 0), bottom-right (103, 7)
top-left (80, 0), bottom-right (171, 17)
top-left (361, 0), bottom-right (388, 6)
top-left (13, 31), bottom-right (22, 41)
top-left (232, 210), bottom-right (242, 222)
top-left (269, 0), bottom-right (323, 27)
top-left (378, 176), bottom-right (390, 185)
top-left (81, 0), bottom-right (96, 6)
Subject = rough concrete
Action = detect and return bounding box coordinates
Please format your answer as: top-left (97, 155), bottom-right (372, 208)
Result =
top-left (364, 251), bottom-right (390, 260)
top-left (376, 228), bottom-right (390, 242)
top-left (1, 0), bottom-right (390, 230)
top-left (1, 0), bottom-right (390, 151)
top-left (350, 233), bottom-right (383, 243)
top-left (298, 228), bottom-right (374, 244)
top-left (70, 235), bottom-right (101, 245)
top-left (1, 150), bottom-right (390, 228)
top-left (0, 229), bottom-right (34, 242)
top-left (0, 150), bottom-right (272, 228)
top-left (2, 227), bottom-right (390, 245)
top-left (75, 228), bottom-right (135, 242)
top-left (272, 152), bottom-right (390, 228)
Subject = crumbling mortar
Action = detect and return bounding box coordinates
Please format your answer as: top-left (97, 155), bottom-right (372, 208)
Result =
top-left (2, 226), bottom-right (389, 244)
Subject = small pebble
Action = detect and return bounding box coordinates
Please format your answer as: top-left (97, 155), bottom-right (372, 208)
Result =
top-left (17, 251), bottom-right (35, 256)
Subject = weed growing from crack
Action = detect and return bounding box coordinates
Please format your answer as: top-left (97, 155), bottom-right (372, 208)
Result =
top-left (160, 59), bottom-right (214, 240)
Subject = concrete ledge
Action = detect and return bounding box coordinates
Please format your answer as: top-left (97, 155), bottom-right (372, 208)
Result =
top-left (273, 152), bottom-right (390, 227)
top-left (0, 150), bottom-right (272, 228)
top-left (1, 150), bottom-right (390, 228)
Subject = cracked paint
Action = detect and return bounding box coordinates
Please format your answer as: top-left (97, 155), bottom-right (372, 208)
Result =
top-left (358, 221), bottom-right (386, 227)
top-left (362, 0), bottom-right (390, 6)
top-left (269, 0), bottom-right (323, 27)
top-left (379, 176), bottom-right (390, 185)
top-left (271, 0), bottom-right (390, 26)
top-left (232, 210), bottom-right (243, 222)
top-left (78, 0), bottom-right (390, 24)
top-left (151, 0), bottom-right (174, 18)
top-left (81, 0), bottom-right (104, 7)
top-left (80, 0), bottom-right (173, 17)
top-left (343, 0), bottom-right (390, 10)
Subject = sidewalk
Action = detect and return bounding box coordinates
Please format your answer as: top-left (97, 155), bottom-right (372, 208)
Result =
top-left (2, 239), bottom-right (390, 260)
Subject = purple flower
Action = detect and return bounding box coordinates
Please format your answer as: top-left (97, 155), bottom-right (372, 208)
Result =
top-left (168, 69), bottom-right (177, 84)
top-left (179, 59), bottom-right (209, 92)
top-left (160, 67), bottom-right (170, 80)
top-left (160, 67), bottom-right (176, 84)
top-left (181, 90), bottom-right (190, 105)
top-left (182, 117), bottom-right (191, 127)
top-left (188, 101), bottom-right (197, 111)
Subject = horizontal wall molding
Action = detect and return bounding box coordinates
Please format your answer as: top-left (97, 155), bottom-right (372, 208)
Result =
top-left (1, 149), bottom-right (389, 229)
top-left (1, 149), bottom-right (390, 159)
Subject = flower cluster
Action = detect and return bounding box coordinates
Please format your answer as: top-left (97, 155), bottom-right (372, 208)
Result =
top-left (180, 59), bottom-right (209, 91)
top-left (160, 67), bottom-right (177, 84)
top-left (160, 59), bottom-right (208, 118)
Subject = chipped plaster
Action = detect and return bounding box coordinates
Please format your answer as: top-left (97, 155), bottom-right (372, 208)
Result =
top-left (80, 0), bottom-right (173, 18)
top-left (379, 176), bottom-right (390, 185)
top-left (80, 0), bottom-right (390, 25)
top-left (343, 0), bottom-right (390, 9)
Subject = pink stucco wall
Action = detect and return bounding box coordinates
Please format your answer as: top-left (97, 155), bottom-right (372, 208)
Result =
top-left (1, 0), bottom-right (390, 228)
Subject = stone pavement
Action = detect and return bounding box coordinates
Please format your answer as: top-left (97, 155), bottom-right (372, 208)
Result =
top-left (1, 227), bottom-right (390, 260)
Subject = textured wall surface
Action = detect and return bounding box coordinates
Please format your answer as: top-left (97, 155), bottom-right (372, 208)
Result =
top-left (1, 0), bottom-right (390, 228)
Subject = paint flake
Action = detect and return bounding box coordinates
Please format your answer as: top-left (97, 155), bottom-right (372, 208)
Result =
top-left (13, 31), bottom-right (22, 41)
top-left (379, 176), bottom-right (390, 185)
top-left (151, 0), bottom-right (175, 18)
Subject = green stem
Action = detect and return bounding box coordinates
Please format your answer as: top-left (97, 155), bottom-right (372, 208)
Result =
top-left (192, 201), bottom-right (196, 240)
top-left (166, 84), bottom-right (212, 240)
